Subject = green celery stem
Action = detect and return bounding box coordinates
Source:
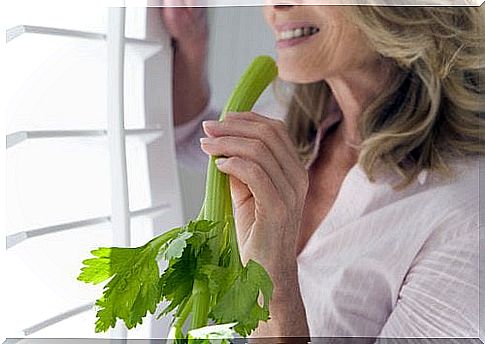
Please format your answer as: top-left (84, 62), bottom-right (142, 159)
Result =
top-left (172, 295), bottom-right (193, 337)
top-left (190, 278), bottom-right (211, 330)
top-left (188, 56), bottom-right (277, 333)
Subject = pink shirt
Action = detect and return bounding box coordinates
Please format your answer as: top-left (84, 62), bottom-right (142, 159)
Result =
top-left (174, 98), bottom-right (479, 338)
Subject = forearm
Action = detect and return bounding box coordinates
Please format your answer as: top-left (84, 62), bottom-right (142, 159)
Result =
top-left (250, 266), bottom-right (310, 343)
top-left (172, 40), bottom-right (211, 126)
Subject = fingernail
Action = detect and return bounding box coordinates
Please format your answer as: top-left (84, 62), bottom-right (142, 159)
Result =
top-left (215, 158), bottom-right (227, 166)
top-left (202, 120), bottom-right (217, 130)
top-left (200, 137), bottom-right (210, 145)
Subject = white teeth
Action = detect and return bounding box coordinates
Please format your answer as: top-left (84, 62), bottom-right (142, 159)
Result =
top-left (277, 26), bottom-right (319, 41)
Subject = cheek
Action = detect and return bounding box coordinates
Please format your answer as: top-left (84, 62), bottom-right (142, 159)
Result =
top-left (262, 5), bottom-right (276, 34)
top-left (276, 25), bottom-right (373, 82)
top-left (276, 26), bottom-right (346, 82)
top-left (262, 6), bottom-right (271, 27)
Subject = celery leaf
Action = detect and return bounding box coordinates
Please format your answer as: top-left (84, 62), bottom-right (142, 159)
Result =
top-left (78, 228), bottom-right (181, 332)
top-left (210, 260), bottom-right (273, 336)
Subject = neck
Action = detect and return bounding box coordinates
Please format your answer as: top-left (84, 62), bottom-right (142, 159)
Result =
top-left (325, 60), bottom-right (393, 146)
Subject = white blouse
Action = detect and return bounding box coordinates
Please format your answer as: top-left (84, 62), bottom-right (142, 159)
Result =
top-left (174, 97), bottom-right (480, 339)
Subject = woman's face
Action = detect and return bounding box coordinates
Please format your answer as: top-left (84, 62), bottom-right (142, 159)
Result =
top-left (262, 5), bottom-right (379, 83)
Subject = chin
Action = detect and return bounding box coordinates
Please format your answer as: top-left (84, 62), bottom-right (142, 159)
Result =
top-left (277, 64), bottom-right (324, 84)
top-left (276, 55), bottom-right (327, 84)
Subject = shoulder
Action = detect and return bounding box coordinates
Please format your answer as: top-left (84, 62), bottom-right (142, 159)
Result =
top-left (360, 156), bottom-right (480, 248)
top-left (393, 156), bottom-right (480, 204)
top-left (377, 158), bottom-right (480, 337)
top-left (402, 158), bottom-right (478, 249)
top-left (419, 156), bottom-right (480, 235)
top-left (427, 156), bottom-right (480, 202)
top-left (365, 156), bottom-right (480, 220)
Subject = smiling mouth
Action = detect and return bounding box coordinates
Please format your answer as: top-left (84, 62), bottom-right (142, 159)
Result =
top-left (277, 26), bottom-right (320, 41)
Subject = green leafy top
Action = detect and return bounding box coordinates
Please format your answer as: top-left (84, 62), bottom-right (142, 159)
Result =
top-left (79, 219), bottom-right (272, 336)
top-left (78, 226), bottom-right (181, 332)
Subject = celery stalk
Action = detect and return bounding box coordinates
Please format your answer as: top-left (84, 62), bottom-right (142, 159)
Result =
top-left (78, 56), bottom-right (278, 340)
top-left (188, 55), bottom-right (278, 333)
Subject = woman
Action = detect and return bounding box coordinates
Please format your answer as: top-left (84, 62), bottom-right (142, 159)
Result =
top-left (161, 2), bottom-right (483, 339)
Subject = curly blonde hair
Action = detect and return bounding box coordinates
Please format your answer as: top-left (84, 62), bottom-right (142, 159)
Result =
top-left (275, 5), bottom-right (484, 188)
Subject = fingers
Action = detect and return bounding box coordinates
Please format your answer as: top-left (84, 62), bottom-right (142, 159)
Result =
top-left (214, 157), bottom-right (286, 222)
top-left (227, 111), bottom-right (301, 164)
top-left (161, 0), bottom-right (207, 42)
top-left (228, 175), bottom-right (252, 210)
top-left (204, 113), bottom-right (300, 167)
top-left (202, 113), bottom-right (308, 196)
top-left (200, 136), bottom-right (293, 203)
top-left (200, 112), bottom-right (309, 218)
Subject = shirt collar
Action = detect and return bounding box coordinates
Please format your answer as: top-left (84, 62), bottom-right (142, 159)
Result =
top-left (305, 112), bottom-right (430, 186)
top-left (305, 111), bottom-right (343, 170)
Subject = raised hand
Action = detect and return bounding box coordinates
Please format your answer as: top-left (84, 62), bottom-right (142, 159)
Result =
top-left (201, 112), bottom-right (309, 278)
top-left (161, 0), bottom-right (208, 56)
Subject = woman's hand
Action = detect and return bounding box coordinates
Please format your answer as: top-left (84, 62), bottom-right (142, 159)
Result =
top-left (201, 112), bottom-right (310, 339)
top-left (201, 112), bottom-right (309, 281)
top-left (160, 0), bottom-right (210, 126)
top-left (160, 0), bottom-right (208, 57)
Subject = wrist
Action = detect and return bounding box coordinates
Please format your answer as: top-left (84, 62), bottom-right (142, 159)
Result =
top-left (173, 39), bottom-right (208, 62)
top-left (171, 56), bottom-right (210, 127)
top-left (267, 262), bottom-right (300, 299)
top-left (173, 47), bottom-right (208, 81)
top-left (251, 267), bottom-right (309, 340)
top-left (273, 280), bottom-right (301, 306)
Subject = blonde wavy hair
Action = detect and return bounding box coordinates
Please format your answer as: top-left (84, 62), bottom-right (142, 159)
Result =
top-left (275, 5), bottom-right (484, 188)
